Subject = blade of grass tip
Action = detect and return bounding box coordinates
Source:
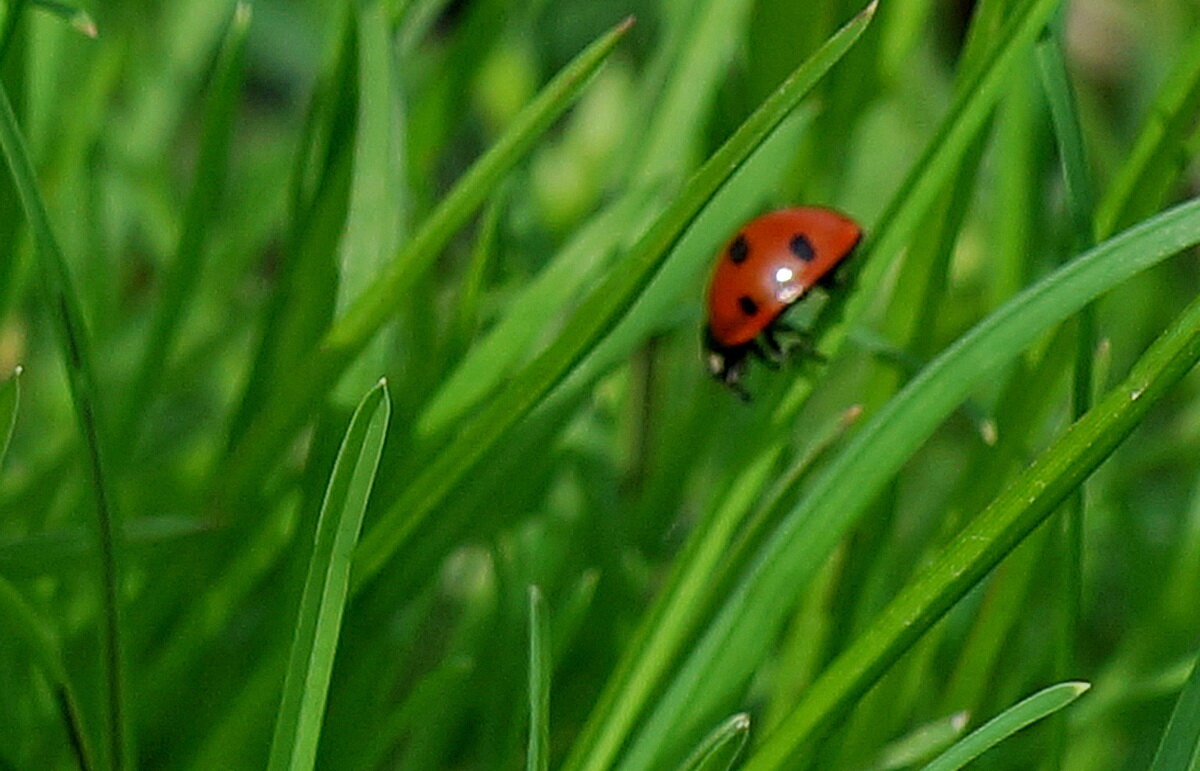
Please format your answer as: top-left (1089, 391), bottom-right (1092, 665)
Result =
top-left (920, 683), bottom-right (1090, 771)
top-left (872, 712), bottom-right (969, 770)
top-left (0, 82), bottom-right (127, 769)
top-left (1095, 26), bottom-right (1200, 239)
top-left (267, 380), bottom-right (390, 771)
top-left (0, 577), bottom-right (97, 771)
top-left (352, 0), bottom-right (877, 595)
top-left (116, 2), bottom-right (250, 456)
top-left (31, 0), bottom-right (97, 37)
top-left (744, 280), bottom-right (1200, 769)
top-left (679, 714), bottom-right (751, 771)
top-left (0, 365), bottom-right (18, 465)
top-left (1148, 650), bottom-right (1200, 771)
top-left (221, 14), bottom-right (634, 501)
top-left (527, 586), bottom-right (550, 771)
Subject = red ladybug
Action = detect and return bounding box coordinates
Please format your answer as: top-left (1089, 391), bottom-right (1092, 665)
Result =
top-left (704, 206), bottom-right (862, 400)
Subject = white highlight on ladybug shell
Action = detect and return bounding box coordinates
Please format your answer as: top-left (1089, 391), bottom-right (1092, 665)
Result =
top-left (773, 266), bottom-right (804, 303)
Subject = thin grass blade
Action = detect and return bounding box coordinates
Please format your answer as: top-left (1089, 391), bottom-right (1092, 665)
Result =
top-left (267, 381), bottom-right (391, 771)
top-left (0, 365), bottom-right (18, 465)
top-left (118, 2), bottom-right (251, 454)
top-left (1149, 651), bottom-right (1200, 771)
top-left (0, 79), bottom-right (127, 770)
top-left (0, 577), bottom-right (97, 770)
top-left (920, 682), bottom-right (1090, 771)
top-left (527, 586), bottom-right (550, 771)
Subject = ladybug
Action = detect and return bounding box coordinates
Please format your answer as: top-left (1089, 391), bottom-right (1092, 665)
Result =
top-left (704, 206), bottom-right (862, 400)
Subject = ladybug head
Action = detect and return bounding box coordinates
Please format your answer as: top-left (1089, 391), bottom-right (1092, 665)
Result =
top-left (703, 326), bottom-right (751, 402)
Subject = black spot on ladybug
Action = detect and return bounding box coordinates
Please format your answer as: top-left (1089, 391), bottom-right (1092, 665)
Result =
top-left (789, 234), bottom-right (815, 262)
top-left (738, 296), bottom-right (759, 316)
top-left (729, 235), bottom-right (750, 264)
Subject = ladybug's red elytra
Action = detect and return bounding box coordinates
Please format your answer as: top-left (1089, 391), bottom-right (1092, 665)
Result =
top-left (703, 206), bottom-right (862, 400)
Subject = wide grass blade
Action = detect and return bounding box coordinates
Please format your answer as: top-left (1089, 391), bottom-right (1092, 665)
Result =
top-left (267, 381), bottom-right (391, 771)
top-left (1149, 651), bottom-right (1200, 771)
top-left (352, 0), bottom-right (877, 592)
top-left (527, 586), bottom-right (550, 771)
top-left (0, 79), bottom-right (127, 770)
top-left (221, 14), bottom-right (633, 498)
top-left (920, 682), bottom-right (1090, 771)
top-left (679, 714), bottom-right (751, 771)
top-left (0, 365), bottom-right (17, 465)
top-left (744, 264), bottom-right (1200, 768)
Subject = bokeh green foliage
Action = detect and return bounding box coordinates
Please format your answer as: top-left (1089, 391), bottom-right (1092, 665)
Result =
top-left (1, 0), bottom-right (1200, 769)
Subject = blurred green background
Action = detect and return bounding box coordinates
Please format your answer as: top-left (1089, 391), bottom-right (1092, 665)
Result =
top-left (2, 0), bottom-right (1200, 768)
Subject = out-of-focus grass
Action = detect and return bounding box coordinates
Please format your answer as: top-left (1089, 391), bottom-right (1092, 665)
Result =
top-left (1, 0), bottom-right (1200, 769)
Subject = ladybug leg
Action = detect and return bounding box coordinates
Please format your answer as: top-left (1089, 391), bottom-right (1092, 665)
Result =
top-left (750, 339), bottom-right (782, 370)
top-left (772, 322), bottom-right (827, 363)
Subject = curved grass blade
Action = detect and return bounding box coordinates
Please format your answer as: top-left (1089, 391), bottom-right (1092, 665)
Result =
top-left (0, 80), bottom-right (127, 770)
top-left (0, 577), bottom-right (97, 770)
top-left (267, 381), bottom-right (391, 771)
top-left (920, 682), bottom-right (1090, 771)
top-left (117, 2), bottom-right (251, 455)
top-left (744, 274), bottom-right (1200, 768)
top-left (527, 586), bottom-right (550, 771)
top-left (1149, 651), bottom-right (1200, 771)
top-left (680, 714), bottom-right (751, 771)
top-left (0, 365), bottom-right (18, 466)
top-left (872, 712), bottom-right (969, 770)
top-left (352, 0), bottom-right (878, 593)
top-left (222, 14), bottom-right (635, 498)
top-left (623, 194), bottom-right (1200, 770)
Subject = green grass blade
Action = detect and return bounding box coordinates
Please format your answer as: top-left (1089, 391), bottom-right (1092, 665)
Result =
top-left (117, 2), bottom-right (250, 454)
top-left (222, 13), bottom-right (634, 498)
top-left (352, 0), bottom-right (877, 592)
top-left (0, 365), bottom-right (18, 466)
top-left (625, 194), bottom-right (1200, 770)
top-left (1149, 651), bottom-right (1200, 771)
top-left (0, 577), bottom-right (97, 770)
top-left (744, 269), bottom-right (1200, 768)
top-left (679, 714), bottom-right (751, 771)
top-left (920, 682), bottom-right (1090, 771)
top-left (1096, 26), bottom-right (1200, 239)
top-left (0, 79), bottom-right (127, 770)
top-left (267, 381), bottom-right (391, 771)
top-left (527, 586), bottom-right (550, 771)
